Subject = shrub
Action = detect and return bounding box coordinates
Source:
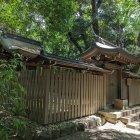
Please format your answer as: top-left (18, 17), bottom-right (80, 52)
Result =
top-left (0, 54), bottom-right (26, 140)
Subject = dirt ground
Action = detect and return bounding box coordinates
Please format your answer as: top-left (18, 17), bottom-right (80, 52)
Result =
top-left (56, 121), bottom-right (140, 140)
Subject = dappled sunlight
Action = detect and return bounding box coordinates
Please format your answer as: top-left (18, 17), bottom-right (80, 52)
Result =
top-left (57, 127), bottom-right (140, 140)
top-left (98, 121), bottom-right (140, 135)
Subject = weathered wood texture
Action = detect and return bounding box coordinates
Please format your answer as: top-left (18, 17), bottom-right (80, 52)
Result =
top-left (106, 70), bottom-right (118, 105)
top-left (19, 68), bottom-right (108, 124)
top-left (122, 79), bottom-right (127, 99)
top-left (122, 79), bottom-right (140, 106)
top-left (129, 79), bottom-right (140, 106)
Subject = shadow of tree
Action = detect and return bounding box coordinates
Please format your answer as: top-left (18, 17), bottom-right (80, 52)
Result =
top-left (56, 129), bottom-right (140, 140)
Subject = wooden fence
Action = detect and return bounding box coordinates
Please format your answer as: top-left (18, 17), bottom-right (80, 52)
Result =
top-left (20, 68), bottom-right (108, 124)
top-left (128, 79), bottom-right (140, 106)
top-left (122, 79), bottom-right (140, 106)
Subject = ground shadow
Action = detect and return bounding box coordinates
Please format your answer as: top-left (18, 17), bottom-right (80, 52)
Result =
top-left (56, 129), bottom-right (140, 140)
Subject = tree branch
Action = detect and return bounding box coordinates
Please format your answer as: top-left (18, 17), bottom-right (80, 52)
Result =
top-left (68, 32), bottom-right (83, 53)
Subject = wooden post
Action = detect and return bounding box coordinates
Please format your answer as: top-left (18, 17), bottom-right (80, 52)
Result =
top-left (118, 68), bottom-right (122, 99)
top-left (127, 85), bottom-right (129, 106)
top-left (127, 78), bottom-right (132, 106)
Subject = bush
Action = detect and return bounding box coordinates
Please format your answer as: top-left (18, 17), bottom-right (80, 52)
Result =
top-left (0, 54), bottom-right (26, 140)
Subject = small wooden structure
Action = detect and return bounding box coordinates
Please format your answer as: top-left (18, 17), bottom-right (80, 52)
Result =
top-left (0, 30), bottom-right (140, 124)
top-left (80, 41), bottom-right (140, 106)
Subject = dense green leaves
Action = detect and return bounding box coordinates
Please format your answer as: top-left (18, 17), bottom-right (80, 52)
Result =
top-left (0, 0), bottom-right (78, 56)
top-left (0, 55), bottom-right (26, 140)
top-left (0, 0), bottom-right (140, 56)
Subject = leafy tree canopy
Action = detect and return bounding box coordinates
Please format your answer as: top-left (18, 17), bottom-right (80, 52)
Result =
top-left (0, 0), bottom-right (140, 57)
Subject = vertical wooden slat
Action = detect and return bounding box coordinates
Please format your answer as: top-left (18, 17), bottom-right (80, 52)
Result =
top-left (30, 71), bottom-right (35, 121)
top-left (88, 74), bottom-right (90, 114)
top-left (84, 74), bottom-right (86, 116)
top-left (94, 75), bottom-right (96, 111)
top-left (80, 73), bottom-right (84, 117)
top-left (96, 75), bottom-right (98, 112)
top-left (34, 70), bottom-right (38, 122)
top-left (85, 73), bottom-right (87, 116)
top-left (37, 69), bottom-right (41, 122)
top-left (100, 76), bottom-right (102, 110)
top-left (78, 73), bottom-right (81, 117)
top-left (27, 71), bottom-right (31, 119)
top-left (99, 76), bottom-right (101, 110)
top-left (90, 75), bottom-right (92, 114)
top-left (28, 71), bottom-right (35, 120)
top-left (39, 69), bottom-right (43, 123)
top-left (36, 69), bottom-right (40, 122)
top-left (89, 74), bottom-right (91, 115)
top-left (65, 71), bottom-right (69, 120)
top-left (50, 69), bottom-right (55, 123)
top-left (93, 74), bottom-right (95, 113)
top-left (61, 71), bottom-right (65, 121)
top-left (68, 72), bottom-right (72, 119)
top-left (98, 75), bottom-right (101, 110)
top-left (91, 74), bottom-right (93, 114)
top-left (57, 71), bottom-right (62, 122)
top-left (35, 70), bottom-right (39, 122)
top-left (99, 75), bottom-right (101, 110)
top-left (25, 71), bottom-right (29, 118)
top-left (41, 69), bottom-right (45, 123)
top-left (85, 74), bottom-right (88, 116)
top-left (39, 69), bottom-right (43, 122)
top-left (54, 71), bottom-right (58, 123)
top-left (95, 75), bottom-right (98, 111)
top-left (101, 76), bottom-right (104, 109)
top-left (105, 75), bottom-right (107, 109)
top-left (74, 72), bottom-right (78, 118)
top-left (72, 72), bottom-right (75, 118)
top-left (44, 69), bottom-right (50, 124)
top-left (93, 75), bottom-right (95, 113)
top-left (34, 70), bottom-right (37, 122)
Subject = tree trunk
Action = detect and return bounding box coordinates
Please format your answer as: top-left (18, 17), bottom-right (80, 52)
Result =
top-left (91, 0), bottom-right (102, 36)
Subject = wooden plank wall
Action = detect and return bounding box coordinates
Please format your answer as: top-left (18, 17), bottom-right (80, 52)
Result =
top-left (106, 70), bottom-right (118, 105)
top-left (129, 79), bottom-right (140, 106)
top-left (122, 79), bottom-right (140, 106)
top-left (122, 79), bottom-right (127, 100)
top-left (20, 68), bottom-right (108, 124)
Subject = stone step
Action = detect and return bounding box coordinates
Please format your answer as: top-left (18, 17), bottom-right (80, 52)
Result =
top-left (121, 110), bottom-right (132, 117)
top-left (126, 121), bottom-right (140, 130)
top-left (120, 113), bottom-right (140, 124)
top-left (98, 110), bottom-right (122, 119)
top-left (120, 116), bottom-right (132, 124)
top-left (98, 106), bottom-right (140, 124)
top-left (130, 106), bottom-right (140, 114)
top-left (130, 112), bottom-right (140, 119)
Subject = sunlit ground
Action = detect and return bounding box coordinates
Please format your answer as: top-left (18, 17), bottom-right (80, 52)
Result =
top-left (57, 121), bottom-right (140, 140)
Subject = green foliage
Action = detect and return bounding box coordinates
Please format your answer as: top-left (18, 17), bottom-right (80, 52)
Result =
top-left (0, 117), bottom-right (27, 140)
top-left (0, 0), bottom-right (78, 56)
top-left (0, 54), bottom-right (26, 140)
top-left (0, 0), bottom-right (140, 56)
top-left (0, 54), bottom-right (25, 115)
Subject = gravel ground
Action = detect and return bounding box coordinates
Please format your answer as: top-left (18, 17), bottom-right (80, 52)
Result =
top-left (56, 121), bottom-right (140, 140)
